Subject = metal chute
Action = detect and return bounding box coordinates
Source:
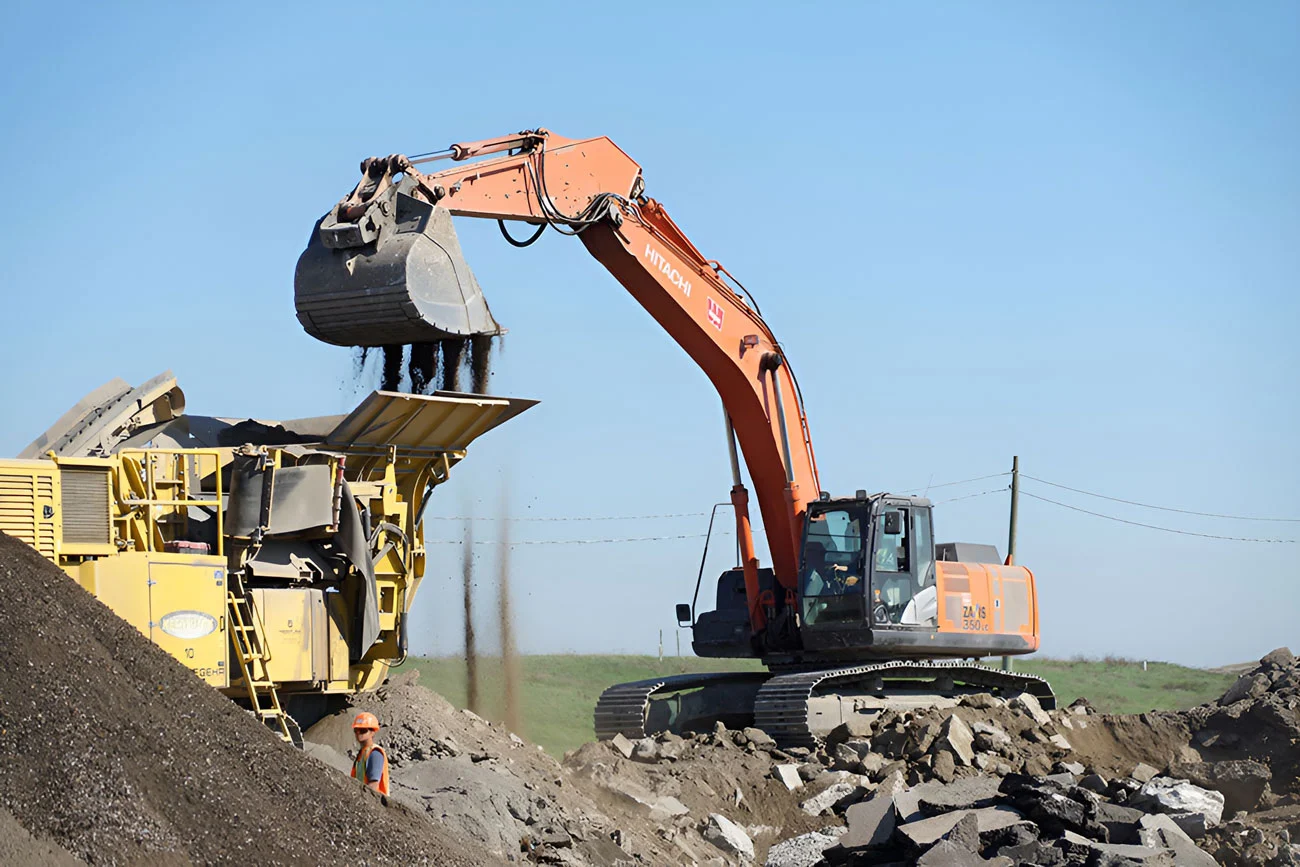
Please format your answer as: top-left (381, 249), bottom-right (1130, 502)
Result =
top-left (294, 177), bottom-right (502, 347)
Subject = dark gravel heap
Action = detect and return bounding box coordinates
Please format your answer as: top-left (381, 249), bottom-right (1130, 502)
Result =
top-left (0, 532), bottom-right (490, 866)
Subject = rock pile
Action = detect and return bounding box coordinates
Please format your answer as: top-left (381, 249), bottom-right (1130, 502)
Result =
top-left (552, 651), bottom-right (1300, 866)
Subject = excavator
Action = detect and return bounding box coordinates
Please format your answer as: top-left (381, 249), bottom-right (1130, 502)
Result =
top-left (295, 129), bottom-right (1054, 746)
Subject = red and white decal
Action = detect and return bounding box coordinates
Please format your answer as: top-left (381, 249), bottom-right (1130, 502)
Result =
top-left (707, 297), bottom-right (724, 331)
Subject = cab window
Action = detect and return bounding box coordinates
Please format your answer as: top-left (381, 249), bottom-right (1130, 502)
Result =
top-left (800, 507), bottom-right (865, 625)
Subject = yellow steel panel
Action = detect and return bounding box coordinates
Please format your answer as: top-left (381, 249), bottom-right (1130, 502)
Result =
top-left (78, 553), bottom-right (152, 637)
top-left (251, 588), bottom-right (320, 684)
top-left (326, 592), bottom-right (350, 683)
top-left (147, 555), bottom-right (229, 688)
top-left (0, 459), bottom-right (60, 561)
top-left (326, 391), bottom-right (536, 451)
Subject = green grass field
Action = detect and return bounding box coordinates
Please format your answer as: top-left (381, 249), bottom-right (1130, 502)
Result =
top-left (399, 655), bottom-right (1235, 757)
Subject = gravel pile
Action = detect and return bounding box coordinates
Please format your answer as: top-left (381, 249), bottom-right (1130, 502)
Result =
top-left (0, 531), bottom-right (488, 866)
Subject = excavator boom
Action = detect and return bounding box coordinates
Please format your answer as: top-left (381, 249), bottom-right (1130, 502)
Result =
top-left (295, 130), bottom-right (820, 631)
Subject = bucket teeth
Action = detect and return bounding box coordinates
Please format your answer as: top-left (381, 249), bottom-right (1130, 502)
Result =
top-left (295, 182), bottom-right (503, 347)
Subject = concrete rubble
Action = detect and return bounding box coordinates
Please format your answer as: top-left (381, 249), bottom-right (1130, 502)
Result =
top-left (294, 646), bottom-right (1300, 865)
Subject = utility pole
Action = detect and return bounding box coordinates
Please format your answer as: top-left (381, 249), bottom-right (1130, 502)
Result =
top-left (658, 629), bottom-right (664, 663)
top-left (1002, 456), bottom-right (1020, 672)
top-left (1007, 456), bottom-right (1020, 567)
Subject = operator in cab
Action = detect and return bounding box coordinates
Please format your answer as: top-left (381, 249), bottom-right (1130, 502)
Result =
top-left (351, 712), bottom-right (390, 795)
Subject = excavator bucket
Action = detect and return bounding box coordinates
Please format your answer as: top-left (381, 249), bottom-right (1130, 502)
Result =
top-left (294, 178), bottom-right (502, 347)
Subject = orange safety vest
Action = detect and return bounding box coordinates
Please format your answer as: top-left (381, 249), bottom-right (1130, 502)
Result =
top-left (351, 743), bottom-right (390, 796)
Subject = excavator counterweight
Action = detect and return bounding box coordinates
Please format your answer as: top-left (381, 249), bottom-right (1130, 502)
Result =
top-left (294, 177), bottom-right (502, 347)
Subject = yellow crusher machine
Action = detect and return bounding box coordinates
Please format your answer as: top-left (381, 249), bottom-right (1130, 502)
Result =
top-left (0, 371), bottom-right (532, 744)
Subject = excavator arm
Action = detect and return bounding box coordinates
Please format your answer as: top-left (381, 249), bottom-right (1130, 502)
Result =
top-left (295, 130), bottom-right (821, 633)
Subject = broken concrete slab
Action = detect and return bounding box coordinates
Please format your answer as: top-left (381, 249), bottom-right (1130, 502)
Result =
top-left (610, 732), bottom-right (634, 759)
top-left (859, 752), bottom-right (890, 777)
top-left (970, 720), bottom-right (1011, 748)
top-left (939, 811), bottom-right (981, 852)
top-left (773, 764), bottom-right (803, 792)
top-left (1131, 777), bottom-right (1225, 827)
top-left (897, 806), bottom-right (1024, 848)
top-left (932, 751), bottom-right (956, 783)
top-left (831, 742), bottom-right (864, 772)
top-left (825, 718), bottom-right (874, 746)
top-left (935, 714), bottom-right (976, 766)
top-left (1137, 814), bottom-right (1218, 867)
top-left (764, 829), bottom-right (844, 867)
top-left (647, 795), bottom-right (690, 822)
top-left (1059, 830), bottom-right (1175, 865)
top-left (1079, 773), bottom-right (1109, 794)
top-left (703, 813), bottom-right (754, 860)
top-left (1095, 801), bottom-right (1146, 844)
top-left (996, 839), bottom-right (1066, 865)
top-left (1047, 733), bottom-right (1073, 752)
top-left (630, 737), bottom-right (660, 763)
top-left (1130, 763), bottom-right (1160, 784)
top-left (836, 792), bottom-right (897, 850)
top-left (893, 780), bottom-right (946, 822)
top-left (1010, 693), bottom-right (1052, 727)
top-left (1166, 810), bottom-right (1207, 839)
top-left (743, 727), bottom-right (776, 750)
top-left (916, 839), bottom-right (1013, 866)
top-left (917, 776), bottom-right (1003, 815)
top-left (799, 781), bottom-right (867, 816)
top-left (1167, 759), bottom-right (1272, 814)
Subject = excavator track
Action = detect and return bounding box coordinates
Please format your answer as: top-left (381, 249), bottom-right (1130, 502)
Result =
top-left (595, 662), bottom-right (1053, 746)
top-left (593, 672), bottom-right (768, 740)
top-left (754, 660), bottom-right (1056, 748)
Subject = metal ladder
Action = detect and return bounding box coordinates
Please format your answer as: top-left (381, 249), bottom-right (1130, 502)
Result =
top-left (227, 572), bottom-right (300, 747)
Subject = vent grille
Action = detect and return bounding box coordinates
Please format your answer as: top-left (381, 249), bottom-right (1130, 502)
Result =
top-left (61, 469), bottom-right (111, 545)
top-left (0, 470), bottom-right (57, 560)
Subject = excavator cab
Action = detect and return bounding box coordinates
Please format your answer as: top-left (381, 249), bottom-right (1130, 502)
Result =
top-left (294, 170), bottom-right (503, 347)
top-left (797, 495), bottom-right (940, 650)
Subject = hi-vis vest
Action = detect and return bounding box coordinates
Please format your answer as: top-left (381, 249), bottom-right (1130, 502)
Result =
top-left (352, 743), bottom-right (390, 795)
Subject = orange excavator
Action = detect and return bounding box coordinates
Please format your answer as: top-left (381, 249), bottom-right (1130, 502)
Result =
top-left (295, 129), bottom-right (1053, 745)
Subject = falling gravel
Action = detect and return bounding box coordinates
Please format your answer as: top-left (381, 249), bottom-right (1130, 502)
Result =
top-left (368, 337), bottom-right (498, 396)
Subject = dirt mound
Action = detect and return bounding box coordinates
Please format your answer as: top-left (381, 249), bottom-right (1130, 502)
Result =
top-left (308, 672), bottom-right (667, 864)
top-left (306, 672), bottom-right (834, 865)
top-left (0, 532), bottom-right (489, 867)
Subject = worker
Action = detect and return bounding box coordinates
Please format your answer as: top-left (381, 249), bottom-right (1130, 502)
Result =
top-left (350, 712), bottom-right (390, 795)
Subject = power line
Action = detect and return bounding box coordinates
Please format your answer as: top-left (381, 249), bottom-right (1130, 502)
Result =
top-left (933, 487), bottom-right (1008, 506)
top-left (1020, 490), bottom-right (1297, 544)
top-left (1023, 474), bottom-right (1298, 523)
top-left (895, 472), bottom-right (1011, 494)
top-left (424, 511), bottom-right (708, 523)
top-left (427, 533), bottom-right (715, 546)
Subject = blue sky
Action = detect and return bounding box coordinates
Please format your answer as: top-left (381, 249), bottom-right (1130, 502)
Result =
top-left (0, 2), bottom-right (1295, 667)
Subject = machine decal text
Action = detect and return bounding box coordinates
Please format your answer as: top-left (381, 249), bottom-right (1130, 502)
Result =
top-left (644, 244), bottom-right (692, 297)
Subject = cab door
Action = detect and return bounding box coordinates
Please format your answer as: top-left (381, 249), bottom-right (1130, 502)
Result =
top-left (869, 503), bottom-right (936, 626)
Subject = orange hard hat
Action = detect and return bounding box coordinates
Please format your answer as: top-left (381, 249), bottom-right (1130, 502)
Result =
top-left (352, 711), bottom-right (379, 730)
